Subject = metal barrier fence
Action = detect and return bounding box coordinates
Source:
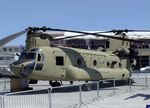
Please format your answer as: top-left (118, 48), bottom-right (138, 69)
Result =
top-left (0, 96), bottom-right (2, 108)
top-left (50, 85), bottom-right (79, 108)
top-left (0, 79), bottom-right (10, 92)
top-left (1, 75), bottom-right (150, 108)
top-left (131, 76), bottom-right (150, 90)
top-left (3, 89), bottom-right (51, 108)
top-left (50, 81), bottom-right (104, 108)
top-left (37, 80), bottom-right (131, 108)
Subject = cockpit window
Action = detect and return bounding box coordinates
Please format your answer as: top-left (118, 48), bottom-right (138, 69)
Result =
top-left (37, 54), bottom-right (41, 61)
top-left (19, 52), bottom-right (36, 60)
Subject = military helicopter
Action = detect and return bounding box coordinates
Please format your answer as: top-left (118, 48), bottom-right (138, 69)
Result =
top-left (1, 27), bottom-right (149, 89)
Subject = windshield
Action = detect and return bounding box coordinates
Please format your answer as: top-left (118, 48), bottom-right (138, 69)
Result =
top-left (19, 52), bottom-right (36, 60)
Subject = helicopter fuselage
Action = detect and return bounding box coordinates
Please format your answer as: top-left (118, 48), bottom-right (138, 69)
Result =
top-left (10, 46), bottom-right (130, 81)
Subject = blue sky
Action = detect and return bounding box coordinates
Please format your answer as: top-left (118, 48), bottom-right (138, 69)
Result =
top-left (0, 0), bottom-right (150, 46)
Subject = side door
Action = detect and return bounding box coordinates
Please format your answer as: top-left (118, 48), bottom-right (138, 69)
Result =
top-left (53, 51), bottom-right (66, 79)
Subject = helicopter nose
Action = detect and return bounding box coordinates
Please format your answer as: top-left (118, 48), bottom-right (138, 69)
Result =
top-left (20, 65), bottom-right (32, 77)
top-left (10, 62), bottom-right (35, 78)
top-left (10, 64), bottom-right (24, 77)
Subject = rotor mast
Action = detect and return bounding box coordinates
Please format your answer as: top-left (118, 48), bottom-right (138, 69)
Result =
top-left (26, 32), bottom-right (50, 50)
top-left (107, 33), bottom-right (130, 51)
top-left (25, 27), bottom-right (65, 50)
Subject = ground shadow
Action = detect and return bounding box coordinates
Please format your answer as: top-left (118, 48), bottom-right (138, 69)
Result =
top-left (124, 93), bottom-right (150, 100)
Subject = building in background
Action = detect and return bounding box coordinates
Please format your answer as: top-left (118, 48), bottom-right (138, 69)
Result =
top-left (0, 46), bottom-right (23, 73)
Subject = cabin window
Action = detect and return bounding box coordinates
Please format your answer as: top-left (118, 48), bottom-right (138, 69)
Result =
top-left (107, 61), bottom-right (110, 67)
top-left (93, 60), bottom-right (97, 66)
top-left (77, 58), bottom-right (82, 66)
top-left (110, 61), bottom-right (117, 68)
top-left (56, 56), bottom-right (64, 66)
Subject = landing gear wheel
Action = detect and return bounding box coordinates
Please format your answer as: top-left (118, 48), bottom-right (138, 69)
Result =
top-left (70, 81), bottom-right (73, 85)
top-left (50, 81), bottom-right (61, 87)
top-left (29, 80), bottom-right (38, 84)
top-left (49, 81), bottom-right (53, 86)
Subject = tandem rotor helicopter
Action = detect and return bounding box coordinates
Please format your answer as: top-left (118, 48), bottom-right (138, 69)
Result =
top-left (0, 26), bottom-right (150, 89)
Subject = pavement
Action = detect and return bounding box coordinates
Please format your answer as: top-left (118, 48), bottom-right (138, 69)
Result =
top-left (0, 72), bottom-right (150, 108)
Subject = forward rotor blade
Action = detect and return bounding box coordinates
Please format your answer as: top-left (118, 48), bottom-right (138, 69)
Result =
top-left (48, 28), bottom-right (137, 42)
top-left (96, 30), bottom-right (115, 33)
top-left (0, 29), bottom-right (28, 47)
top-left (54, 34), bottom-right (86, 40)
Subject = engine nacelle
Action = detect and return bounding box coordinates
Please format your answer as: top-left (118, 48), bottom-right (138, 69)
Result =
top-left (116, 47), bottom-right (130, 57)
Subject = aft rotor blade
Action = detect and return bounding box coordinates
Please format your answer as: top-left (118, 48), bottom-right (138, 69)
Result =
top-left (48, 28), bottom-right (137, 42)
top-left (95, 29), bottom-right (150, 34)
top-left (126, 29), bottom-right (150, 32)
top-left (0, 29), bottom-right (28, 47)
